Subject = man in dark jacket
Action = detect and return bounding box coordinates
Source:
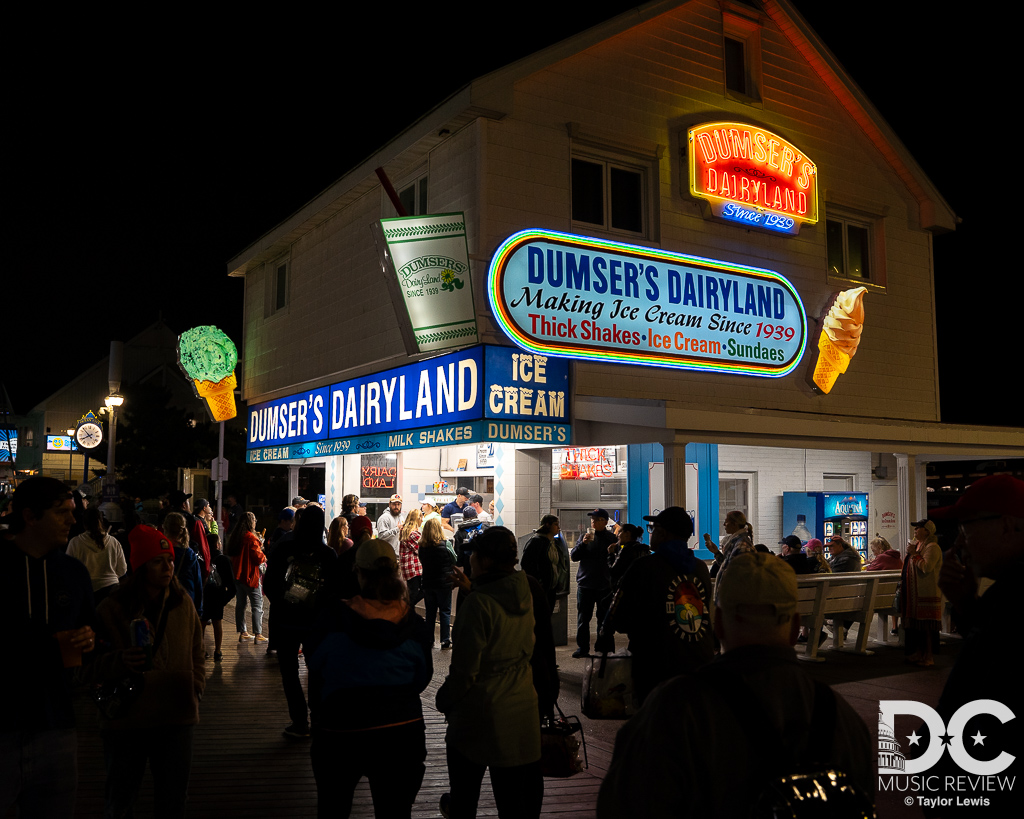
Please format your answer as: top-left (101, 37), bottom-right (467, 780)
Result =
top-left (263, 505), bottom-right (336, 739)
top-left (928, 475), bottom-right (1023, 816)
top-left (570, 508), bottom-right (615, 658)
top-left (2, 477), bottom-right (96, 816)
top-left (599, 552), bottom-right (872, 817)
top-left (606, 506), bottom-right (714, 705)
top-left (778, 535), bottom-right (818, 574)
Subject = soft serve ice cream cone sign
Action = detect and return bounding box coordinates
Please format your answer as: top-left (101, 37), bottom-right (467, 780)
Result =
top-left (811, 287), bottom-right (867, 394)
top-left (177, 326), bottom-right (239, 422)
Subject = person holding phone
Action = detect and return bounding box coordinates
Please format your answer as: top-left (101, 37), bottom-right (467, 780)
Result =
top-left (90, 524), bottom-right (204, 819)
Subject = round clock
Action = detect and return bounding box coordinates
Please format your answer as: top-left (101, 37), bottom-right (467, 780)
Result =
top-left (75, 421), bottom-right (104, 449)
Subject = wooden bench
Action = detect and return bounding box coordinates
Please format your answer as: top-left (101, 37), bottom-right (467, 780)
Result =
top-left (796, 571), bottom-right (902, 662)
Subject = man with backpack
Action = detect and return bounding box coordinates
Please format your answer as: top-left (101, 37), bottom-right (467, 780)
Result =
top-left (263, 506), bottom-right (336, 739)
top-left (597, 551), bottom-right (873, 818)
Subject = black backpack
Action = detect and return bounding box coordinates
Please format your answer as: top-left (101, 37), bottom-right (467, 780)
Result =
top-left (280, 553), bottom-right (328, 609)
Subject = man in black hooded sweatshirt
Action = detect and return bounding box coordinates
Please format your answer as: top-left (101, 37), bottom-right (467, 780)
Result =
top-left (2, 477), bottom-right (96, 816)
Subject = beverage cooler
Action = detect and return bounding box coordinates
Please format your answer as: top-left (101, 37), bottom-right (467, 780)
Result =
top-left (782, 492), bottom-right (869, 561)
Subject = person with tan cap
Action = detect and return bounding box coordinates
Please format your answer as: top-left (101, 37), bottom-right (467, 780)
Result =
top-left (376, 493), bottom-right (405, 555)
top-left (598, 551), bottom-right (872, 817)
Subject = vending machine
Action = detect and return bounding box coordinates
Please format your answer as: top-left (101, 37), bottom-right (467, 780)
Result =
top-left (782, 492), bottom-right (869, 561)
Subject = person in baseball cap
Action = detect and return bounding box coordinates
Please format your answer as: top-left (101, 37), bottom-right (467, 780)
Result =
top-left (932, 475), bottom-right (1024, 807)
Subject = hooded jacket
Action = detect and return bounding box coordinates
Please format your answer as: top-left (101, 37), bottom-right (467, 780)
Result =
top-left (66, 531), bottom-right (127, 591)
top-left (435, 570), bottom-right (540, 767)
top-left (307, 596), bottom-right (432, 732)
top-left (609, 538), bottom-right (715, 702)
top-left (3, 537), bottom-right (95, 731)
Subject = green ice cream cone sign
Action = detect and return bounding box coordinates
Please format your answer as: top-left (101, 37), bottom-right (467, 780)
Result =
top-left (177, 326), bottom-right (239, 422)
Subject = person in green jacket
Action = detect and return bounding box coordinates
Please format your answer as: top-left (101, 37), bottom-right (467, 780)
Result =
top-left (436, 526), bottom-right (542, 818)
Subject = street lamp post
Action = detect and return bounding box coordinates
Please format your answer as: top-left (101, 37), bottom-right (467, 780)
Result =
top-left (104, 392), bottom-right (123, 500)
top-left (66, 428), bottom-right (75, 483)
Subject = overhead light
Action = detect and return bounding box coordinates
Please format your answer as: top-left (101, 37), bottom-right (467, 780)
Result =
top-left (105, 393), bottom-right (124, 408)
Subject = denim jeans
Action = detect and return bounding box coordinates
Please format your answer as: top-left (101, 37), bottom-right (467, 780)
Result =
top-left (576, 586), bottom-right (613, 652)
top-left (311, 720), bottom-right (425, 819)
top-left (0, 728), bottom-right (77, 817)
top-left (274, 628), bottom-right (311, 727)
top-left (235, 580), bottom-right (263, 635)
top-left (102, 725), bottom-right (195, 819)
top-left (423, 587), bottom-right (452, 644)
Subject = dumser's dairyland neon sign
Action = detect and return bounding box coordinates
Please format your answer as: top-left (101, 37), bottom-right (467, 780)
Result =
top-left (688, 122), bottom-right (818, 235)
top-left (488, 229), bottom-right (807, 377)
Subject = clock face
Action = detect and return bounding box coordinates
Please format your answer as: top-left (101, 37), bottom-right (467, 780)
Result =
top-left (76, 422), bottom-right (103, 449)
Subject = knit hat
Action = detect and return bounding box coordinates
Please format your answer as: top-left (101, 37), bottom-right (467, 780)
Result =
top-left (128, 525), bottom-right (175, 572)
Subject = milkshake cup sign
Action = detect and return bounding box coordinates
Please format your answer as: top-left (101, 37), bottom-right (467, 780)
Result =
top-left (374, 212), bottom-right (478, 355)
top-left (177, 326), bottom-right (239, 422)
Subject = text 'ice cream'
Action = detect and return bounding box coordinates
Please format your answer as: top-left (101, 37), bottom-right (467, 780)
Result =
top-left (813, 287), bottom-right (867, 393)
top-left (178, 326), bottom-right (239, 422)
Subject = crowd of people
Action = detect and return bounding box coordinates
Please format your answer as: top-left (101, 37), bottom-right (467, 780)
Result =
top-left (4, 473), bottom-right (1020, 818)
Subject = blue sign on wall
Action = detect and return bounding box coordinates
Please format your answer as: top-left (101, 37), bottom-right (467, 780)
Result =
top-left (247, 346), bottom-right (569, 455)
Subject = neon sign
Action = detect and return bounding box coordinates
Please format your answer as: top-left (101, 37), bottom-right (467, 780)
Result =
top-left (487, 229), bottom-right (807, 377)
top-left (688, 122), bottom-right (817, 235)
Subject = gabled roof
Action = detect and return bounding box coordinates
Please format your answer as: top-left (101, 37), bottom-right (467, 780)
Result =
top-left (228, 0), bottom-right (956, 276)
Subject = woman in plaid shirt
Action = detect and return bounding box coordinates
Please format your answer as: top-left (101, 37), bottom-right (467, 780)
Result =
top-left (399, 509), bottom-right (424, 605)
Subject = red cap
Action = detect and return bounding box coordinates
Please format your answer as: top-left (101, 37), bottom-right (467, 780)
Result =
top-left (350, 515), bottom-right (373, 536)
top-left (932, 475), bottom-right (1024, 521)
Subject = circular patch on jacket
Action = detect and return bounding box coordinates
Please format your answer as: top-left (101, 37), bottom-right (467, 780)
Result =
top-left (666, 575), bottom-right (709, 640)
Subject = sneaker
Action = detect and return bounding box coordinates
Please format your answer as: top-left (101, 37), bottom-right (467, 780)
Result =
top-left (213, 650), bottom-right (224, 662)
top-left (439, 793), bottom-right (451, 818)
top-left (205, 650), bottom-right (212, 659)
top-left (283, 723), bottom-right (311, 739)
top-left (254, 634), bottom-right (268, 643)
top-left (571, 648), bottom-right (589, 659)
top-left (440, 641), bottom-right (452, 650)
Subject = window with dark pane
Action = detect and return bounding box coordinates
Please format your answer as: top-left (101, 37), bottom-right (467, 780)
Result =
top-left (826, 220), bottom-right (846, 277)
top-left (610, 166), bottom-right (643, 233)
top-left (846, 225), bottom-right (870, 279)
top-left (571, 158), bottom-right (604, 225)
top-left (399, 184), bottom-right (416, 216)
top-left (724, 37), bottom-right (746, 94)
top-left (275, 263), bottom-right (288, 310)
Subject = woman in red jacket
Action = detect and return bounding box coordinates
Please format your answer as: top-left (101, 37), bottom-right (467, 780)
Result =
top-left (226, 511), bottom-right (266, 643)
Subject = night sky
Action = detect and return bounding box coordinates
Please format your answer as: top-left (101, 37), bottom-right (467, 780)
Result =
top-left (6, 3), bottom-right (1011, 427)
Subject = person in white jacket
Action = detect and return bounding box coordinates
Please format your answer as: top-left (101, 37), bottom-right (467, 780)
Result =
top-left (66, 507), bottom-right (127, 604)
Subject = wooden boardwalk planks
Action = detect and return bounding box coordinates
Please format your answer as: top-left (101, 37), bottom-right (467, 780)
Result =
top-left (73, 597), bottom-right (611, 818)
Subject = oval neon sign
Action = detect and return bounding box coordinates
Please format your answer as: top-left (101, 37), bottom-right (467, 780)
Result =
top-left (487, 229), bottom-right (807, 377)
top-left (688, 121), bottom-right (818, 235)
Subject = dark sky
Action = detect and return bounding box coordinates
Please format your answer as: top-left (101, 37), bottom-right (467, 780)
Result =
top-left (5, 3), bottom-right (1011, 426)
